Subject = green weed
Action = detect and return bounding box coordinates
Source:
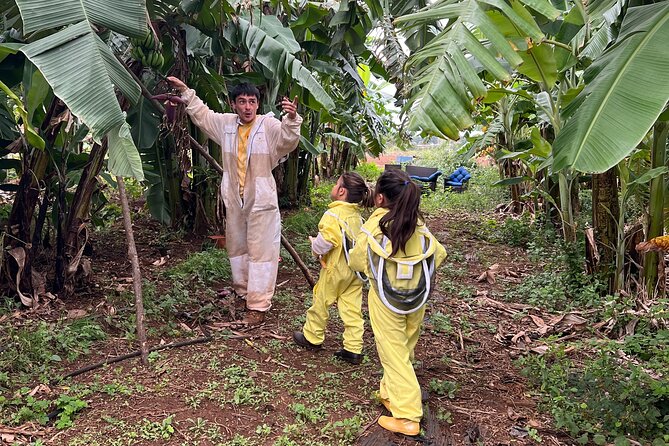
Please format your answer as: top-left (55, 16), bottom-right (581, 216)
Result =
top-left (518, 343), bottom-right (669, 445)
top-left (0, 318), bottom-right (105, 384)
top-left (291, 402), bottom-right (328, 423)
top-left (428, 312), bottom-right (453, 334)
top-left (428, 379), bottom-right (458, 398)
top-left (283, 208), bottom-right (321, 236)
top-left (481, 213), bottom-right (535, 247)
top-left (353, 162), bottom-right (382, 181)
top-left (164, 248), bottom-right (231, 284)
top-left (505, 241), bottom-right (605, 311)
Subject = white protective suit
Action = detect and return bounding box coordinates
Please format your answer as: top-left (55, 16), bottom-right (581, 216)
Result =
top-left (182, 89), bottom-right (303, 311)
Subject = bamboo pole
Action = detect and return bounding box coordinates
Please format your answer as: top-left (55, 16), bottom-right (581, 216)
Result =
top-left (117, 176), bottom-right (148, 365)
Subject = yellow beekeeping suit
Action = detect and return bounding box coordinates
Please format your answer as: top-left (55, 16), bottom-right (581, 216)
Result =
top-left (303, 201), bottom-right (365, 353)
top-left (349, 207), bottom-right (447, 422)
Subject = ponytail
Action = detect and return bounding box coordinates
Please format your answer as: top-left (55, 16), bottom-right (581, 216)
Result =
top-left (374, 170), bottom-right (422, 256)
top-left (341, 172), bottom-right (374, 208)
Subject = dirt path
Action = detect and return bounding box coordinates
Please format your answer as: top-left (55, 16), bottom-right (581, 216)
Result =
top-left (16, 211), bottom-right (565, 446)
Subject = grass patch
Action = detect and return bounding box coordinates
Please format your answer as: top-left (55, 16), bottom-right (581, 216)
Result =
top-left (518, 341), bottom-right (669, 445)
top-left (164, 248), bottom-right (231, 284)
top-left (0, 318), bottom-right (106, 384)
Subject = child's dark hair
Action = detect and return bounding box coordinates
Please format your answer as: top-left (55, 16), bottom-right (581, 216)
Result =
top-left (375, 169), bottom-right (422, 256)
top-left (230, 83), bottom-right (261, 101)
top-left (340, 172), bottom-right (374, 208)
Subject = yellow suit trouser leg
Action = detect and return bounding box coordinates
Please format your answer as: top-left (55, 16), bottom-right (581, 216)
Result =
top-left (303, 272), bottom-right (363, 353)
top-left (337, 279), bottom-right (363, 354)
top-left (302, 274), bottom-right (337, 345)
top-left (369, 291), bottom-right (425, 422)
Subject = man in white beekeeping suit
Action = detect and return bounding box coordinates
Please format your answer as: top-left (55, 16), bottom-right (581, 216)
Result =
top-left (168, 76), bottom-right (302, 326)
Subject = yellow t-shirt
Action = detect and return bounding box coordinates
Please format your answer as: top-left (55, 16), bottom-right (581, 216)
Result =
top-left (237, 121), bottom-right (254, 197)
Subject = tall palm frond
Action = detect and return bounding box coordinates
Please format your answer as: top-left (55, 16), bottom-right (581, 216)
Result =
top-left (394, 0), bottom-right (560, 139)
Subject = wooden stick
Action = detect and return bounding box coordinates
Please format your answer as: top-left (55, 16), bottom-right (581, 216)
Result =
top-left (54, 335), bottom-right (212, 383)
top-left (281, 233), bottom-right (316, 288)
top-left (117, 176), bottom-right (148, 365)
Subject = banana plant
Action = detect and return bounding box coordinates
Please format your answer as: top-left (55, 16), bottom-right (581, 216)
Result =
top-left (14, 0), bottom-right (146, 180)
top-left (553, 2), bottom-right (669, 174)
top-left (394, 0), bottom-right (560, 139)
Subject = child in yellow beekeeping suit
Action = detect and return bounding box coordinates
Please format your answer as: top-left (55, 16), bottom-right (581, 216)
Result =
top-left (349, 169), bottom-right (447, 436)
top-left (293, 172), bottom-right (374, 364)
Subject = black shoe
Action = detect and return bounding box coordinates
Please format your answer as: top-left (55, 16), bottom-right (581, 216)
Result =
top-left (293, 331), bottom-right (322, 350)
top-left (334, 349), bottom-right (362, 365)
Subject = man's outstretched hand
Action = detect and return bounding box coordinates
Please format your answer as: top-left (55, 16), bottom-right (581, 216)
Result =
top-left (167, 76), bottom-right (188, 93)
top-left (281, 96), bottom-right (299, 119)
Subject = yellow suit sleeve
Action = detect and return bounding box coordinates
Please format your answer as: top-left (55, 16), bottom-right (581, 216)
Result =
top-left (318, 213), bottom-right (342, 253)
top-left (348, 229), bottom-right (369, 273)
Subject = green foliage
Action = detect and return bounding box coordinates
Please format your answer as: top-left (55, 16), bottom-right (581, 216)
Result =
top-left (122, 178), bottom-right (144, 199)
top-left (164, 248), bottom-right (231, 285)
top-left (322, 415), bottom-right (363, 442)
top-left (283, 208), bottom-right (322, 237)
top-left (353, 162), bottom-right (381, 181)
top-left (518, 343), bottom-right (669, 444)
top-left (92, 202), bottom-right (122, 228)
top-left (428, 312), bottom-right (453, 334)
top-left (481, 213), bottom-right (535, 247)
top-left (53, 395), bottom-right (88, 429)
top-left (0, 318), bottom-right (106, 382)
top-left (310, 180), bottom-right (335, 212)
top-left (290, 402), bottom-right (328, 423)
top-left (0, 389), bottom-right (87, 428)
top-left (134, 416), bottom-right (175, 440)
top-left (505, 240), bottom-right (606, 311)
top-left (428, 379), bottom-right (458, 399)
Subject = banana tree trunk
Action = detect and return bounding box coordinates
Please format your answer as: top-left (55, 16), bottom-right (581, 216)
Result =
top-left (592, 168), bottom-right (619, 293)
top-left (57, 141), bottom-right (107, 295)
top-left (5, 149), bottom-right (50, 299)
top-left (644, 121), bottom-right (668, 297)
top-left (558, 171), bottom-right (576, 243)
top-left (4, 98), bottom-right (65, 301)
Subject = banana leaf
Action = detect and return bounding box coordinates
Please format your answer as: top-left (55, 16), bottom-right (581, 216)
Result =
top-left (553, 2), bottom-right (669, 173)
top-left (233, 18), bottom-right (335, 111)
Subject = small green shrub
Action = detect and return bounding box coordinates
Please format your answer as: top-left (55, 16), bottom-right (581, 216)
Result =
top-left (165, 248), bottom-right (231, 284)
top-left (505, 241), bottom-right (605, 311)
top-left (428, 379), bottom-right (458, 398)
top-left (353, 162), bottom-right (382, 181)
top-left (481, 213), bottom-right (535, 247)
top-left (0, 318), bottom-right (106, 382)
top-left (428, 312), bottom-right (453, 334)
top-left (283, 209), bottom-right (321, 237)
top-left (290, 402), bottom-right (328, 423)
top-left (310, 180), bottom-right (335, 212)
top-left (518, 344), bottom-right (669, 445)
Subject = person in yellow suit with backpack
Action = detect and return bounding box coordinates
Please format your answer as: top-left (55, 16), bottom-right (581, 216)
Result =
top-left (293, 172), bottom-right (374, 364)
top-left (349, 169), bottom-right (447, 436)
